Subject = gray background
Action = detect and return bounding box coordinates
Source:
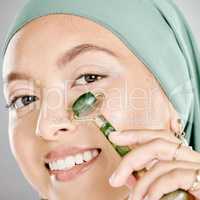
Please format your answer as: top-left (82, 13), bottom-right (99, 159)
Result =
top-left (0, 0), bottom-right (200, 199)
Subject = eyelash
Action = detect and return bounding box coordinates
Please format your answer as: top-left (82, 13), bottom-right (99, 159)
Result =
top-left (5, 95), bottom-right (38, 110)
top-left (5, 73), bottom-right (107, 110)
top-left (74, 73), bottom-right (107, 86)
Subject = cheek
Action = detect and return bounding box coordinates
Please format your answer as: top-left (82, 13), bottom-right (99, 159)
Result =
top-left (149, 87), bottom-right (171, 128)
top-left (8, 111), bottom-right (41, 177)
top-left (99, 79), bottom-right (137, 130)
top-left (9, 121), bottom-right (36, 175)
top-left (8, 117), bottom-right (49, 197)
top-left (100, 75), bottom-right (170, 131)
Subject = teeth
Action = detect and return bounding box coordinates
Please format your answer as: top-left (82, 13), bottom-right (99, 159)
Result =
top-left (57, 160), bottom-right (66, 170)
top-left (50, 161), bottom-right (58, 170)
top-left (75, 153), bottom-right (84, 164)
top-left (92, 149), bottom-right (99, 157)
top-left (49, 162), bottom-right (55, 170)
top-left (83, 151), bottom-right (92, 161)
top-left (48, 149), bottom-right (100, 171)
top-left (65, 156), bottom-right (75, 169)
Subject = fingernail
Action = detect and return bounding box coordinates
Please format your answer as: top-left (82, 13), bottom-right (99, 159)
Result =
top-left (108, 131), bottom-right (121, 140)
top-left (145, 159), bottom-right (159, 170)
top-left (125, 175), bottom-right (136, 189)
top-left (109, 171), bottom-right (120, 187)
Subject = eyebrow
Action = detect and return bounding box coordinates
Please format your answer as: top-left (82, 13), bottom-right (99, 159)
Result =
top-left (3, 43), bottom-right (118, 85)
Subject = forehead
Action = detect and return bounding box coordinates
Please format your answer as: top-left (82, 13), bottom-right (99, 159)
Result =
top-left (2, 14), bottom-right (137, 87)
top-left (6, 14), bottom-right (126, 56)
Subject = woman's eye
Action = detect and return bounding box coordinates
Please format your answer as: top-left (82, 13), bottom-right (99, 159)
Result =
top-left (74, 73), bottom-right (107, 86)
top-left (6, 95), bottom-right (38, 110)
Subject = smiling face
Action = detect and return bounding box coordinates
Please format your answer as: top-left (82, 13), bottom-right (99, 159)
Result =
top-left (2, 14), bottom-right (179, 200)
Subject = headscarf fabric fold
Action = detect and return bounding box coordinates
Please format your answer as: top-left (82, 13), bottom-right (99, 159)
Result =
top-left (2, 0), bottom-right (200, 150)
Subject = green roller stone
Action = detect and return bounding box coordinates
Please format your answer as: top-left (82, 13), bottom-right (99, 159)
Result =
top-left (72, 92), bottom-right (132, 157)
top-left (72, 92), bottom-right (97, 117)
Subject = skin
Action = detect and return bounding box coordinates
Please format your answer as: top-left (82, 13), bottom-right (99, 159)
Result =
top-left (2, 14), bottom-right (200, 200)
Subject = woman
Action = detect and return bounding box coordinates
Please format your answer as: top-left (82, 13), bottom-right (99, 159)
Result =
top-left (2, 0), bottom-right (200, 199)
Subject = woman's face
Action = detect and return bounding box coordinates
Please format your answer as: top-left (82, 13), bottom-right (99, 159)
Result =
top-left (2, 14), bottom-right (177, 200)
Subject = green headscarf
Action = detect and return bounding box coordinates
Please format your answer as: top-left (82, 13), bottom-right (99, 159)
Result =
top-left (2, 0), bottom-right (200, 150)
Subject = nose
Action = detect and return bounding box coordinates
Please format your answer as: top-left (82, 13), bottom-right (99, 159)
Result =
top-left (35, 108), bottom-right (76, 141)
top-left (35, 87), bottom-right (76, 141)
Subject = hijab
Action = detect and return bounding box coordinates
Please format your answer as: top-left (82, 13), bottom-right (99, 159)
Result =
top-left (2, 0), bottom-right (200, 151)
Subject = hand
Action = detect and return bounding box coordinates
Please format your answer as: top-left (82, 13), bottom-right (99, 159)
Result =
top-left (108, 129), bottom-right (200, 200)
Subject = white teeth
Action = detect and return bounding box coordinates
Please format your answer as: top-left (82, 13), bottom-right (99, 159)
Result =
top-left (65, 156), bottom-right (75, 169)
top-left (57, 160), bottom-right (66, 170)
top-left (49, 162), bottom-right (55, 170)
top-left (83, 151), bottom-right (93, 161)
top-left (48, 149), bottom-right (100, 171)
top-left (75, 153), bottom-right (84, 164)
top-left (92, 149), bottom-right (99, 157)
top-left (51, 161), bottom-right (58, 170)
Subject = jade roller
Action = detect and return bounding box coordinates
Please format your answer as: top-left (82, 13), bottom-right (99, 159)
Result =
top-left (71, 91), bottom-right (190, 200)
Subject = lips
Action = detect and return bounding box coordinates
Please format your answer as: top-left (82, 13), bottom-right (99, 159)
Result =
top-left (44, 146), bottom-right (101, 163)
top-left (49, 154), bottom-right (100, 181)
top-left (44, 146), bottom-right (102, 182)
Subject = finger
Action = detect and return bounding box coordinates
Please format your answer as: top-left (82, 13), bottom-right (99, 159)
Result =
top-left (130, 160), bottom-right (200, 200)
top-left (124, 174), bottom-right (137, 190)
top-left (109, 138), bottom-right (199, 187)
top-left (143, 168), bottom-right (200, 200)
top-left (108, 129), bottom-right (181, 146)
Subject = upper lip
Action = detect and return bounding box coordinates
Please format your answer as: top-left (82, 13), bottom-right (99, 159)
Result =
top-left (44, 146), bottom-right (101, 163)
